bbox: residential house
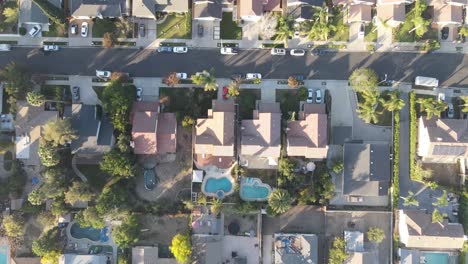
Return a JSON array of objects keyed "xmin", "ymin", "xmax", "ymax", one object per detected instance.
[
  {"xmin": 332, "ymin": 142, "xmax": 390, "ymax": 206},
  {"xmin": 429, "ymin": 0, "xmax": 464, "ymax": 27},
  {"xmin": 344, "ymin": 231, "xmax": 378, "ymax": 264},
  {"xmin": 399, "ymin": 248, "xmax": 459, "ymax": 264},
  {"xmin": 15, "ymin": 101, "xmax": 58, "ymax": 167},
  {"xmin": 131, "ymin": 101, "xmax": 177, "ymax": 155},
  {"xmin": 333, "ymin": 0, "xmax": 375, "ymax": 24},
  {"xmin": 19, "ymin": 0, "xmax": 60, "ymax": 31},
  {"xmin": 398, "ymin": 209, "xmax": 464, "ymax": 250},
  {"xmin": 132, "ymin": 246, "xmax": 177, "ymax": 264},
  {"xmin": 418, "ymin": 116, "xmax": 468, "ymax": 163},
  {"xmin": 285, "ymin": 0, "xmax": 325, "ymax": 22},
  {"xmin": 376, "ymin": 0, "xmax": 410, "ymax": 27},
  {"xmin": 274, "ymin": 233, "xmax": 318, "ymax": 264},
  {"xmin": 69, "ymin": 0, "xmax": 126, "ymax": 19},
  {"xmin": 11, "ymin": 257, "xmax": 41, "ymax": 264},
  {"xmin": 238, "ymin": 0, "xmax": 282, "ymax": 22},
  {"xmin": 240, "ymin": 101, "xmax": 281, "ymax": 168},
  {"xmin": 194, "ymin": 100, "xmax": 235, "ymax": 169},
  {"xmin": 132, "ymin": 0, "xmax": 189, "ymax": 19},
  {"xmin": 58, "ymin": 255, "xmax": 108, "ymax": 264},
  {"xmin": 193, "ymin": 0, "xmax": 224, "ymax": 20},
  {"xmin": 286, "ymin": 103, "xmax": 328, "ymax": 159},
  {"xmin": 71, "ymin": 104, "xmax": 114, "ymax": 163}
]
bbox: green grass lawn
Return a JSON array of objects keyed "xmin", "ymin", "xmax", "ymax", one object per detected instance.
[
  {"xmin": 364, "ymin": 23, "xmax": 377, "ymax": 42},
  {"xmin": 76, "ymin": 164, "xmax": 110, "ymax": 191},
  {"xmin": 42, "ymin": 22, "xmax": 68, "ymax": 37},
  {"xmin": 159, "ymin": 88, "xmax": 217, "ymax": 118},
  {"xmin": 220, "ymin": 12, "xmax": 242, "ymax": 40},
  {"xmin": 92, "ymin": 18, "xmax": 116, "ymax": 38},
  {"xmin": 157, "ymin": 13, "xmax": 191, "ymax": 39},
  {"xmin": 238, "ymin": 89, "xmax": 260, "ymax": 120}
]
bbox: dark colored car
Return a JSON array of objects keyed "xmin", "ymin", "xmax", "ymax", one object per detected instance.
[
  {"xmin": 157, "ymin": 46, "xmax": 173, "ymax": 53},
  {"xmin": 144, "ymin": 169, "xmax": 157, "ymax": 190},
  {"xmin": 139, "ymin": 24, "xmax": 145, "ymax": 37},
  {"xmin": 311, "ymin": 49, "xmax": 325, "ymax": 56},
  {"xmin": 441, "ymin": 27, "xmax": 449, "ymax": 40},
  {"xmin": 292, "ymin": 74, "xmax": 305, "ymax": 81},
  {"xmin": 72, "ymin": 86, "xmax": 80, "ymax": 101},
  {"xmin": 223, "ymin": 86, "xmax": 228, "ymax": 100},
  {"xmin": 198, "ymin": 24, "xmax": 204, "ymax": 37}
]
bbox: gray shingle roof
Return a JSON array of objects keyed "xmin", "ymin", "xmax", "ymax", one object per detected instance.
[
  {"xmin": 193, "ymin": 0, "xmax": 223, "ymax": 19},
  {"xmin": 70, "ymin": 0, "xmax": 122, "ymax": 17}
]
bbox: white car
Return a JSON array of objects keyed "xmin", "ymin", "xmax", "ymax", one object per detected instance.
[
  {"xmin": 43, "ymin": 45, "xmax": 59, "ymax": 51},
  {"xmin": 358, "ymin": 23, "xmax": 365, "ymax": 39},
  {"xmin": 81, "ymin": 22, "xmax": 88, "ymax": 37},
  {"xmin": 290, "ymin": 49, "xmax": 305, "ymax": 56},
  {"xmin": 173, "ymin": 46, "xmax": 188, "ymax": 53},
  {"xmin": 176, "ymin": 72, "xmax": 188, "ymax": 79},
  {"xmin": 136, "ymin": 87, "xmax": 143, "ymax": 101},
  {"xmin": 437, "ymin": 93, "xmax": 446, "ymax": 102},
  {"xmin": 315, "ymin": 89, "xmax": 322, "ymax": 103},
  {"xmin": 447, "ymin": 103, "xmax": 454, "ymax": 118},
  {"xmin": 306, "ymin": 89, "xmax": 313, "ymax": 103},
  {"xmin": 246, "ymin": 73, "xmax": 262, "ymax": 80},
  {"xmin": 220, "ymin": 47, "xmax": 239, "ymax": 55},
  {"xmin": 29, "ymin": 25, "xmax": 42, "ymax": 37},
  {"xmin": 96, "ymin": 70, "xmax": 111, "ymax": 79},
  {"xmin": 271, "ymin": 48, "xmax": 286, "ymax": 55}
]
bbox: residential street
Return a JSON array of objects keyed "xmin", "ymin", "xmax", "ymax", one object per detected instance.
[{"xmin": 0, "ymin": 48, "xmax": 467, "ymax": 87}]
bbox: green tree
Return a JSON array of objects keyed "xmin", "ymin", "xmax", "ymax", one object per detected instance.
[
  {"xmin": 102, "ymin": 32, "xmax": 116, "ymax": 48},
  {"xmin": 32, "ymin": 228, "xmax": 61, "ymax": 257},
  {"xmin": 278, "ymin": 157, "xmax": 296, "ymax": 181},
  {"xmin": 459, "ymin": 96, "xmax": 468, "ymax": 113},
  {"xmin": 28, "ymin": 189, "xmax": 47, "ymax": 205},
  {"xmin": 432, "ymin": 208, "xmax": 447, "ymax": 223},
  {"xmin": 38, "ymin": 141, "xmax": 60, "ymax": 167},
  {"xmin": 40, "ymin": 250, "xmax": 60, "ymax": 264},
  {"xmin": 65, "ymin": 181, "xmax": 95, "ymax": 205},
  {"xmin": 1, "ymin": 62, "xmax": 31, "ymax": 98},
  {"xmin": 96, "ymin": 185, "xmax": 127, "ymax": 215},
  {"xmin": 181, "ymin": 116, "xmax": 194, "ymax": 128},
  {"xmin": 402, "ymin": 191, "xmax": 419, "ymax": 207},
  {"xmin": 433, "ymin": 190, "xmax": 448, "ymax": 208},
  {"xmin": 459, "ymin": 26, "xmax": 468, "ymax": 37},
  {"xmin": 43, "ymin": 119, "xmax": 77, "ymax": 146},
  {"xmin": 227, "ymin": 81, "xmax": 240, "ymax": 98},
  {"xmin": 163, "ymin": 72, "xmax": 180, "ymax": 87},
  {"xmin": 170, "ymin": 233, "xmax": 192, "ymax": 264},
  {"xmin": 2, "ymin": 214, "xmax": 24, "ymax": 238},
  {"xmin": 307, "ymin": 4, "xmax": 334, "ymax": 41},
  {"xmin": 356, "ymin": 101, "xmax": 379, "ymax": 124},
  {"xmin": 3, "ymin": 7, "xmax": 18, "ymax": 24},
  {"xmin": 329, "ymin": 237, "xmax": 348, "ymax": 264},
  {"xmin": 288, "ymin": 76, "xmax": 300, "ymax": 88},
  {"xmin": 417, "ymin": 97, "xmax": 447, "ymax": 118},
  {"xmin": 112, "ymin": 214, "xmax": 140, "ymax": 248},
  {"xmin": 75, "ymin": 207, "xmax": 105, "ymax": 229},
  {"xmin": 116, "ymin": 133, "xmax": 131, "ymax": 153},
  {"xmin": 367, "ymin": 227, "xmax": 385, "ymax": 243},
  {"xmin": 298, "ymin": 185, "xmax": 316, "ymax": 205},
  {"xmin": 349, "ymin": 68, "xmax": 379, "ymax": 92},
  {"xmin": 101, "ymin": 81, "xmax": 135, "ymax": 132},
  {"xmin": 26, "ymin": 91, "xmax": 46, "ymax": 106},
  {"xmin": 268, "ymin": 189, "xmax": 293, "ymax": 215},
  {"xmin": 380, "ymin": 91, "xmax": 405, "ymax": 112},
  {"xmin": 410, "ymin": 0, "xmax": 430, "ymax": 38},
  {"xmin": 211, "ymin": 199, "xmax": 223, "ymax": 215},
  {"xmin": 100, "ymin": 150, "xmax": 137, "ymax": 178},
  {"xmin": 275, "ymin": 16, "xmax": 293, "ymax": 46},
  {"xmin": 297, "ymin": 86, "xmax": 308, "ymax": 100},
  {"xmin": 191, "ymin": 69, "xmax": 218, "ymax": 91},
  {"xmin": 331, "ymin": 159, "xmax": 344, "ymax": 174}
]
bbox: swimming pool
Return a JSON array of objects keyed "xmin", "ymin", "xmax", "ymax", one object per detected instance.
[
  {"xmin": 70, "ymin": 223, "xmax": 102, "ymax": 242},
  {"xmin": 240, "ymin": 177, "xmax": 272, "ymax": 201},
  {"xmin": 422, "ymin": 252, "xmax": 449, "ymax": 264},
  {"xmin": 203, "ymin": 177, "xmax": 233, "ymax": 198},
  {"xmin": 0, "ymin": 245, "xmax": 8, "ymax": 264}
]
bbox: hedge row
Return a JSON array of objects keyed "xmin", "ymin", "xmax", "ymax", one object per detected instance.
[
  {"xmin": 393, "ymin": 111, "xmax": 400, "ymax": 209},
  {"xmin": 32, "ymin": 0, "xmax": 65, "ymax": 23},
  {"xmin": 409, "ymin": 92, "xmax": 417, "ymax": 181}
]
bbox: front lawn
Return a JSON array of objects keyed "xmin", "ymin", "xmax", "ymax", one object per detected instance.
[
  {"xmin": 393, "ymin": 7, "xmax": 437, "ymax": 42},
  {"xmin": 92, "ymin": 18, "xmax": 133, "ymax": 38},
  {"xmin": 159, "ymin": 88, "xmax": 217, "ymax": 118},
  {"xmin": 42, "ymin": 22, "xmax": 68, "ymax": 37},
  {"xmin": 156, "ymin": 13, "xmax": 191, "ymax": 39},
  {"xmin": 220, "ymin": 12, "xmax": 242, "ymax": 40},
  {"xmin": 364, "ymin": 23, "xmax": 377, "ymax": 42},
  {"xmin": 238, "ymin": 89, "xmax": 260, "ymax": 120}
]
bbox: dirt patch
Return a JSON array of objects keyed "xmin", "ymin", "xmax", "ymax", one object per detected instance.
[
  {"xmin": 13, "ymin": 218, "xmax": 43, "ymax": 257},
  {"xmin": 422, "ymin": 162, "xmax": 461, "ymax": 187},
  {"xmin": 138, "ymin": 215, "xmax": 189, "ymax": 245}
]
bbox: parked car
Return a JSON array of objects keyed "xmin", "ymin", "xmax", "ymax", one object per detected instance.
[
  {"xmin": 136, "ymin": 87, "xmax": 143, "ymax": 101},
  {"xmin": 139, "ymin": 24, "xmax": 145, "ymax": 37},
  {"xmin": 220, "ymin": 47, "xmax": 239, "ymax": 55},
  {"xmin": 311, "ymin": 49, "xmax": 325, "ymax": 56},
  {"xmin": 290, "ymin": 49, "xmax": 305, "ymax": 56},
  {"xmin": 43, "ymin": 45, "xmax": 59, "ymax": 51},
  {"xmin": 29, "ymin": 25, "xmax": 42, "ymax": 37},
  {"xmin": 415, "ymin": 76, "xmax": 439, "ymax": 88},
  {"xmin": 292, "ymin": 74, "xmax": 305, "ymax": 81},
  {"xmin": 196, "ymin": 71, "xmax": 210, "ymax": 77},
  {"xmin": 441, "ymin": 27, "xmax": 449, "ymax": 40},
  {"xmin": 72, "ymin": 86, "xmax": 80, "ymax": 101},
  {"xmin": 81, "ymin": 22, "xmax": 88, "ymax": 37},
  {"xmin": 307, "ymin": 89, "xmax": 313, "ymax": 103},
  {"xmin": 358, "ymin": 23, "xmax": 365, "ymax": 39},
  {"xmin": 270, "ymin": 48, "xmax": 286, "ymax": 55},
  {"xmin": 315, "ymin": 89, "xmax": 322, "ymax": 103},
  {"xmin": 96, "ymin": 70, "xmax": 111, "ymax": 79},
  {"xmin": 198, "ymin": 24, "xmax": 204, "ymax": 37},
  {"xmin": 246, "ymin": 73, "xmax": 262, "ymax": 80},
  {"xmin": 173, "ymin": 46, "xmax": 188, "ymax": 53},
  {"xmin": 70, "ymin": 24, "xmax": 78, "ymax": 35},
  {"xmin": 437, "ymin": 93, "xmax": 446, "ymax": 102},
  {"xmin": 0, "ymin": 44, "xmax": 11, "ymax": 51},
  {"xmin": 144, "ymin": 169, "xmax": 157, "ymax": 190},
  {"xmin": 157, "ymin": 46, "xmax": 173, "ymax": 53},
  {"xmin": 176, "ymin": 72, "xmax": 188, "ymax": 79},
  {"xmin": 447, "ymin": 103, "xmax": 454, "ymax": 118},
  {"xmin": 223, "ymin": 86, "xmax": 228, "ymax": 100}
]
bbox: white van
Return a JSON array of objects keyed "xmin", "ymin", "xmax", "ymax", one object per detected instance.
[
  {"xmin": 0, "ymin": 44, "xmax": 11, "ymax": 51},
  {"xmin": 415, "ymin": 76, "xmax": 439, "ymax": 87}
]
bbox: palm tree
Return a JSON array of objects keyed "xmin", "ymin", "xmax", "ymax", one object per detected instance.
[
  {"xmin": 308, "ymin": 4, "xmax": 334, "ymax": 41},
  {"xmin": 227, "ymin": 81, "xmax": 240, "ymax": 98},
  {"xmin": 459, "ymin": 96, "xmax": 468, "ymax": 113},
  {"xmin": 402, "ymin": 191, "xmax": 419, "ymax": 207},
  {"xmin": 410, "ymin": 0, "xmax": 430, "ymax": 38},
  {"xmin": 275, "ymin": 16, "xmax": 293, "ymax": 46},
  {"xmin": 379, "ymin": 91, "xmax": 405, "ymax": 112},
  {"xmin": 191, "ymin": 69, "xmax": 218, "ymax": 91},
  {"xmin": 268, "ymin": 189, "xmax": 293, "ymax": 214},
  {"xmin": 356, "ymin": 102, "xmax": 379, "ymax": 124},
  {"xmin": 417, "ymin": 97, "xmax": 447, "ymax": 118}
]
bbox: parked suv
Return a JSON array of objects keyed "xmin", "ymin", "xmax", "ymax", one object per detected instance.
[
  {"xmin": 29, "ymin": 25, "xmax": 42, "ymax": 37},
  {"xmin": 290, "ymin": 49, "xmax": 305, "ymax": 56},
  {"xmin": 157, "ymin": 46, "xmax": 173, "ymax": 53}
]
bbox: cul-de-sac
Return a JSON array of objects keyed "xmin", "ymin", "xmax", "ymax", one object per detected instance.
[{"xmin": 0, "ymin": 0, "xmax": 466, "ymax": 263}]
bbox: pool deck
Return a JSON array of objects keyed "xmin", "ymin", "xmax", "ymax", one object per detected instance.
[{"xmin": 201, "ymin": 165, "xmax": 236, "ymax": 198}]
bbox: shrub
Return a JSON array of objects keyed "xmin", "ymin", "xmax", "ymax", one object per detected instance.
[
  {"xmin": 103, "ymin": 32, "xmax": 116, "ymax": 48},
  {"xmin": 409, "ymin": 92, "xmax": 417, "ymax": 181},
  {"xmin": 393, "ymin": 111, "xmax": 400, "ymax": 208},
  {"xmin": 19, "ymin": 27, "xmax": 26, "ymax": 35}
]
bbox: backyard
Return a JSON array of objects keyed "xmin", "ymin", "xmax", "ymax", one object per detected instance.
[
  {"xmin": 238, "ymin": 89, "xmax": 260, "ymax": 119},
  {"xmin": 220, "ymin": 12, "xmax": 242, "ymax": 40},
  {"xmin": 156, "ymin": 13, "xmax": 191, "ymax": 39},
  {"xmin": 159, "ymin": 87, "xmax": 217, "ymax": 118},
  {"xmin": 0, "ymin": 1, "xmax": 18, "ymax": 34},
  {"xmin": 244, "ymin": 168, "xmax": 277, "ymax": 188},
  {"xmin": 75, "ymin": 164, "xmax": 110, "ymax": 191},
  {"xmin": 92, "ymin": 18, "xmax": 133, "ymax": 38},
  {"xmin": 138, "ymin": 214, "xmax": 190, "ymax": 245}
]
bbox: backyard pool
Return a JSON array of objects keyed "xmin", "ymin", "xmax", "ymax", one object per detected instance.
[
  {"xmin": 203, "ymin": 177, "xmax": 233, "ymax": 198},
  {"xmin": 0, "ymin": 245, "xmax": 8, "ymax": 264},
  {"xmin": 240, "ymin": 177, "xmax": 272, "ymax": 201},
  {"xmin": 70, "ymin": 223, "xmax": 109, "ymax": 242},
  {"xmin": 422, "ymin": 252, "xmax": 449, "ymax": 264}
]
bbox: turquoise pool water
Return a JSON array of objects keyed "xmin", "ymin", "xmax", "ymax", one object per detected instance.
[
  {"xmin": 0, "ymin": 245, "xmax": 8, "ymax": 264},
  {"xmin": 70, "ymin": 223, "xmax": 101, "ymax": 241},
  {"xmin": 240, "ymin": 178, "xmax": 272, "ymax": 201},
  {"xmin": 204, "ymin": 177, "xmax": 233, "ymax": 198},
  {"xmin": 422, "ymin": 252, "xmax": 449, "ymax": 264}
]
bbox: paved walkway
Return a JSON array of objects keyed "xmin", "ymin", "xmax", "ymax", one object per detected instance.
[{"xmin": 71, "ymin": 155, "xmax": 88, "ymax": 183}]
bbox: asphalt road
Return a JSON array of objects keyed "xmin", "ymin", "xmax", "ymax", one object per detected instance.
[{"xmin": 0, "ymin": 48, "xmax": 467, "ymax": 87}]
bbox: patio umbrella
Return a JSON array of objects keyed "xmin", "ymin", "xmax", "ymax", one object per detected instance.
[{"xmin": 306, "ymin": 162, "xmax": 316, "ymax": 172}]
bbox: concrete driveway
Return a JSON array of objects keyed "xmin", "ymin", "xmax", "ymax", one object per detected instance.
[{"xmin": 68, "ymin": 76, "xmax": 100, "ymax": 105}]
